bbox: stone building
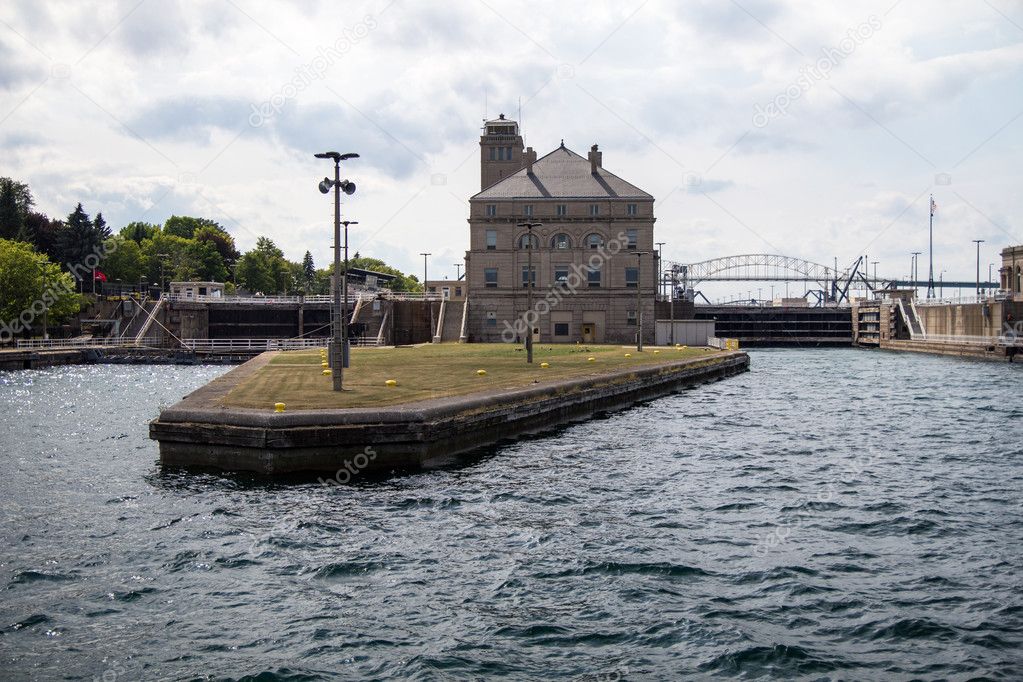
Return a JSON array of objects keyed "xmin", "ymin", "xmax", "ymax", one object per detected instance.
[
  {"xmin": 464, "ymin": 115, "xmax": 657, "ymax": 344},
  {"xmin": 1001, "ymin": 245, "xmax": 1023, "ymax": 300}
]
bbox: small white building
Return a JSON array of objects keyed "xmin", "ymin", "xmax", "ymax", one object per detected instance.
[{"xmin": 169, "ymin": 281, "xmax": 225, "ymax": 299}]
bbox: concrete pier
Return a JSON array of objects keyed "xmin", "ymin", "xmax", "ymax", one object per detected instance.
[{"xmin": 150, "ymin": 349, "xmax": 750, "ymax": 475}]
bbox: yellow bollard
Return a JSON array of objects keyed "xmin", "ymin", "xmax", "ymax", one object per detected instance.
[
  {"xmin": 321, "ymin": 361, "xmax": 328, "ymax": 368},
  {"xmin": 274, "ymin": 402, "xmax": 285, "ymax": 412},
  {"xmin": 477, "ymin": 369, "xmax": 487, "ymax": 376},
  {"xmin": 322, "ymin": 369, "xmax": 332, "ymax": 376},
  {"xmin": 540, "ymin": 362, "xmax": 549, "ymax": 368},
  {"xmin": 653, "ymin": 350, "xmax": 660, "ymax": 354},
  {"xmin": 624, "ymin": 353, "xmax": 632, "ymax": 358},
  {"xmin": 587, "ymin": 356, "xmax": 596, "ymax": 362},
  {"xmin": 385, "ymin": 379, "xmax": 397, "ymax": 387}
]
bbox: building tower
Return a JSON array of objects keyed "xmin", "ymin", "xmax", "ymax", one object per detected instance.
[{"xmin": 480, "ymin": 114, "xmax": 526, "ymax": 190}]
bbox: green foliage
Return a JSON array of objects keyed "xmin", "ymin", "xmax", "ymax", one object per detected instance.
[
  {"xmin": 236, "ymin": 237, "xmax": 295, "ymax": 294},
  {"xmin": 140, "ymin": 232, "xmax": 193, "ymax": 286},
  {"xmin": 194, "ymin": 224, "xmax": 240, "ymax": 269},
  {"xmin": 184, "ymin": 239, "xmax": 229, "ymax": 282},
  {"xmin": 0, "ymin": 239, "xmax": 80, "ymax": 337},
  {"xmin": 164, "ymin": 215, "xmax": 225, "ymax": 240},
  {"xmin": 57, "ymin": 203, "xmax": 110, "ymax": 278},
  {"xmin": 0, "ymin": 178, "xmax": 34, "ymax": 241},
  {"xmin": 302, "ymin": 251, "xmax": 315, "ymax": 288},
  {"xmin": 120, "ymin": 221, "xmax": 159, "ymax": 243},
  {"xmin": 101, "ymin": 237, "xmax": 145, "ymax": 284}
]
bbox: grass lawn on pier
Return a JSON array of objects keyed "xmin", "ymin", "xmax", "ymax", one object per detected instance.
[{"xmin": 220, "ymin": 343, "xmax": 722, "ymax": 410}]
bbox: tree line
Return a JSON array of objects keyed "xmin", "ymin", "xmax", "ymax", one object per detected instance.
[{"xmin": 0, "ymin": 177, "xmax": 423, "ymax": 338}]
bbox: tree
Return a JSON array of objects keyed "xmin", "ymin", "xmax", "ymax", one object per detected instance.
[
  {"xmin": 26, "ymin": 212, "xmax": 62, "ymax": 262},
  {"xmin": 302, "ymin": 251, "xmax": 315, "ymax": 289},
  {"xmin": 0, "ymin": 181, "xmax": 24, "ymax": 240},
  {"xmin": 0, "ymin": 239, "xmax": 80, "ymax": 340},
  {"xmin": 101, "ymin": 237, "xmax": 145, "ymax": 285},
  {"xmin": 120, "ymin": 221, "xmax": 159, "ymax": 244},
  {"xmin": 56, "ymin": 203, "xmax": 108, "ymax": 289},
  {"xmin": 163, "ymin": 215, "xmax": 202, "ymax": 239},
  {"xmin": 0, "ymin": 178, "xmax": 34, "ymax": 240},
  {"xmin": 236, "ymin": 237, "xmax": 290, "ymax": 294},
  {"xmin": 183, "ymin": 239, "xmax": 228, "ymax": 282},
  {"xmin": 194, "ymin": 224, "xmax": 240, "ymax": 271},
  {"xmin": 140, "ymin": 232, "xmax": 192, "ymax": 288}
]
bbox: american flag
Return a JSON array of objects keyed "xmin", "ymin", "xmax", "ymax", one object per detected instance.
[{"xmin": 930, "ymin": 197, "xmax": 937, "ymax": 216}]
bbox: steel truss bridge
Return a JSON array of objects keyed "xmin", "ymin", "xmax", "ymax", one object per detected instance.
[{"xmin": 664, "ymin": 254, "xmax": 999, "ymax": 306}]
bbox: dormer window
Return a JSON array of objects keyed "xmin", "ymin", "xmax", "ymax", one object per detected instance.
[
  {"xmin": 485, "ymin": 204, "xmax": 496, "ymax": 217},
  {"xmin": 523, "ymin": 205, "xmax": 533, "ymax": 217},
  {"xmin": 589, "ymin": 204, "xmax": 599, "ymax": 216}
]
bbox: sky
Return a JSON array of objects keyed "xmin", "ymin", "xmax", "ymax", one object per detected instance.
[{"xmin": 2, "ymin": 0, "xmax": 1022, "ymax": 298}]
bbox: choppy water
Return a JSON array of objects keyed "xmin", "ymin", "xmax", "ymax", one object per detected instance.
[{"xmin": 1, "ymin": 349, "xmax": 1021, "ymax": 680}]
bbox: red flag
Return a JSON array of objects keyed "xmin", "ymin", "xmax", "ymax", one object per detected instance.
[{"xmin": 93, "ymin": 270, "xmax": 107, "ymax": 282}]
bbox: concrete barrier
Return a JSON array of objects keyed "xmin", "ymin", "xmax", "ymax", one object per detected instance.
[{"xmin": 150, "ymin": 350, "xmax": 751, "ymax": 475}]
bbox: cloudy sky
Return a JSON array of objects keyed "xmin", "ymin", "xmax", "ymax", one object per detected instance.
[{"xmin": 2, "ymin": 0, "xmax": 1022, "ymax": 296}]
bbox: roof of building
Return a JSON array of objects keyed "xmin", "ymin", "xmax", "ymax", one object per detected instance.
[{"xmin": 471, "ymin": 145, "xmax": 653, "ymax": 201}]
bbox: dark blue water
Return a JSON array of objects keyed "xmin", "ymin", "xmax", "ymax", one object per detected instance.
[{"xmin": 1, "ymin": 349, "xmax": 1021, "ymax": 680}]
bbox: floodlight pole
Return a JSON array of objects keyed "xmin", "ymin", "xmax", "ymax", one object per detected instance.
[{"xmin": 973, "ymin": 239, "xmax": 984, "ymax": 296}]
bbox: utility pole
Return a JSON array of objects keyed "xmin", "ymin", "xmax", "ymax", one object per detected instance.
[
  {"xmin": 420, "ymin": 253, "xmax": 431, "ymax": 292},
  {"xmin": 973, "ymin": 239, "xmax": 984, "ymax": 296},
  {"xmin": 669, "ymin": 265, "xmax": 676, "ymax": 346},
  {"xmin": 636, "ymin": 251, "xmax": 648, "ymax": 351},
  {"xmin": 927, "ymin": 195, "xmax": 936, "ymax": 298},
  {"xmin": 911, "ymin": 251, "xmax": 921, "ymax": 295},
  {"xmin": 454, "ymin": 263, "xmax": 462, "ymax": 280},
  {"xmin": 517, "ymin": 221, "xmax": 542, "ymax": 362}
]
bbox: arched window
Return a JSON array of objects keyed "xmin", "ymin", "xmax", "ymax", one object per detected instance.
[
  {"xmin": 586, "ymin": 233, "xmax": 604, "ymax": 249},
  {"xmin": 550, "ymin": 233, "xmax": 572, "ymax": 249},
  {"xmin": 518, "ymin": 233, "xmax": 539, "ymax": 249}
]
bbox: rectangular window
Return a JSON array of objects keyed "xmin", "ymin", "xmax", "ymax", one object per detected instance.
[
  {"xmin": 489, "ymin": 147, "xmax": 496, "ymax": 161},
  {"xmin": 554, "ymin": 266, "xmax": 569, "ymax": 283},
  {"xmin": 626, "ymin": 229, "xmax": 638, "ymax": 249},
  {"xmin": 455, "ymin": 287, "xmax": 462, "ymax": 297},
  {"xmin": 589, "ymin": 204, "xmax": 599, "ymax": 216},
  {"xmin": 484, "ymin": 268, "xmax": 498, "ymax": 288},
  {"xmin": 556, "ymin": 204, "xmax": 567, "ymax": 216},
  {"xmin": 486, "ymin": 205, "xmax": 496, "ymax": 217},
  {"xmin": 523, "ymin": 204, "xmax": 533, "ymax": 217},
  {"xmin": 486, "ymin": 311, "xmax": 497, "ymax": 326},
  {"xmin": 627, "ymin": 310, "xmax": 637, "ymax": 325},
  {"xmin": 554, "ymin": 322, "xmax": 569, "ymax": 336},
  {"xmin": 486, "ymin": 229, "xmax": 497, "ymax": 249},
  {"xmin": 587, "ymin": 266, "xmax": 601, "ymax": 288},
  {"xmin": 521, "ymin": 266, "xmax": 536, "ymax": 288},
  {"xmin": 625, "ymin": 266, "xmax": 638, "ymax": 288},
  {"xmin": 506, "ymin": 146, "xmax": 513, "ymax": 159},
  {"xmin": 627, "ymin": 203, "xmax": 637, "ymax": 216}
]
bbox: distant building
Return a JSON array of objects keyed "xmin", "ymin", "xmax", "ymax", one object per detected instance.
[
  {"xmin": 1001, "ymin": 245, "xmax": 1023, "ymax": 300},
  {"xmin": 465, "ymin": 115, "xmax": 657, "ymax": 344},
  {"xmin": 425, "ymin": 280, "xmax": 466, "ymax": 301},
  {"xmin": 169, "ymin": 281, "xmax": 224, "ymax": 299}
]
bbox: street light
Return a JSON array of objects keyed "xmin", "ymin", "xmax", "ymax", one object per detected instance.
[
  {"xmin": 973, "ymin": 239, "xmax": 984, "ymax": 296},
  {"xmin": 655, "ymin": 241, "xmax": 665, "ymax": 300},
  {"xmin": 517, "ymin": 221, "xmax": 542, "ymax": 363},
  {"xmin": 911, "ymin": 251, "xmax": 921, "ymax": 295},
  {"xmin": 420, "ymin": 253, "xmax": 431, "ymax": 292},
  {"xmin": 635, "ymin": 251, "xmax": 649, "ymax": 351},
  {"xmin": 314, "ymin": 150, "xmax": 359, "ymax": 392},
  {"xmin": 454, "ymin": 262, "xmax": 463, "ymax": 280}
]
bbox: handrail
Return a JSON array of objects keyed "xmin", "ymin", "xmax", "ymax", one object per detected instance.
[
  {"xmin": 459, "ymin": 298, "xmax": 469, "ymax": 342},
  {"xmin": 15, "ymin": 337, "xmax": 162, "ymax": 349}
]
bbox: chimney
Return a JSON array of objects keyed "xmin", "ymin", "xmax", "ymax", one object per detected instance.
[
  {"xmin": 525, "ymin": 146, "xmax": 537, "ymax": 174},
  {"xmin": 588, "ymin": 144, "xmax": 602, "ymax": 174}
]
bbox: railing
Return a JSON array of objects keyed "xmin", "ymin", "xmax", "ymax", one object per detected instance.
[
  {"xmin": 181, "ymin": 338, "xmax": 327, "ymax": 352},
  {"xmin": 911, "ymin": 333, "xmax": 1022, "ymax": 347},
  {"xmin": 916, "ymin": 295, "xmax": 993, "ymax": 307},
  {"xmin": 14, "ymin": 337, "xmax": 163, "ymax": 350},
  {"xmin": 162, "ymin": 293, "xmax": 386, "ymax": 305}
]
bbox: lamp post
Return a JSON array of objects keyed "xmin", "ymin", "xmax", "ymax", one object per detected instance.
[
  {"xmin": 315, "ymin": 150, "xmax": 359, "ymax": 392},
  {"xmin": 517, "ymin": 221, "xmax": 542, "ymax": 363},
  {"xmin": 911, "ymin": 251, "xmax": 921, "ymax": 294},
  {"xmin": 973, "ymin": 239, "xmax": 984, "ymax": 296},
  {"xmin": 927, "ymin": 194, "xmax": 936, "ymax": 298},
  {"xmin": 635, "ymin": 251, "xmax": 649, "ymax": 351},
  {"xmin": 669, "ymin": 265, "xmax": 676, "ymax": 346},
  {"xmin": 454, "ymin": 262, "xmax": 463, "ymax": 280},
  {"xmin": 989, "ymin": 263, "xmax": 994, "ymax": 293}
]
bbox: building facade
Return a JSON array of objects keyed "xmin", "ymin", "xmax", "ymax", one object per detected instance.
[
  {"xmin": 1001, "ymin": 245, "xmax": 1023, "ymax": 301},
  {"xmin": 465, "ymin": 116, "xmax": 657, "ymax": 344}
]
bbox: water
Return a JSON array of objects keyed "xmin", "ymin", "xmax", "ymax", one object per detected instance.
[{"xmin": 1, "ymin": 349, "xmax": 1021, "ymax": 680}]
